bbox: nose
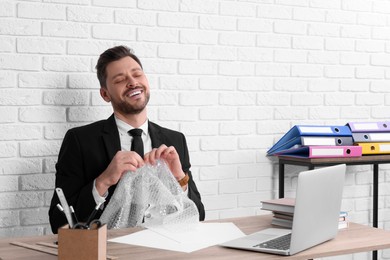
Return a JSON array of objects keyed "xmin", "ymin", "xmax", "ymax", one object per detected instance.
[{"xmin": 126, "ymin": 77, "xmax": 137, "ymax": 88}]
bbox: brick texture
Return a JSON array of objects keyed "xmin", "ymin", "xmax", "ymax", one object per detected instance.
[{"xmin": 1, "ymin": 3, "xmax": 390, "ymax": 255}]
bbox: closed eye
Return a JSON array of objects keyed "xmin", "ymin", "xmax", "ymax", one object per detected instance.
[
  {"xmin": 114, "ymin": 77, "xmax": 126, "ymax": 84},
  {"xmin": 133, "ymin": 72, "xmax": 143, "ymax": 78}
]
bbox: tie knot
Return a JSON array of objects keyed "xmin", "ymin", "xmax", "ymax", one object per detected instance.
[{"xmin": 128, "ymin": 128, "xmax": 143, "ymax": 137}]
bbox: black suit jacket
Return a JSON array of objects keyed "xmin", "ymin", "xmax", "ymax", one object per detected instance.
[{"xmin": 49, "ymin": 114, "xmax": 205, "ymax": 233}]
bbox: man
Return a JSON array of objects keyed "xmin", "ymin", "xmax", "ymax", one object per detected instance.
[{"xmin": 49, "ymin": 46, "xmax": 205, "ymax": 233}]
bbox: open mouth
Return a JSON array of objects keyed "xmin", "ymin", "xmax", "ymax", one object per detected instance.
[
  {"xmin": 125, "ymin": 88, "xmax": 143, "ymax": 98},
  {"xmin": 129, "ymin": 90, "xmax": 141, "ymax": 97}
]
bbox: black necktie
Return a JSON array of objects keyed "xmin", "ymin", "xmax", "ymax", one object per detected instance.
[{"xmin": 128, "ymin": 128, "xmax": 144, "ymax": 158}]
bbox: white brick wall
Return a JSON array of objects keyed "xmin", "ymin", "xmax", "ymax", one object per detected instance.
[{"xmin": 1, "ymin": 1, "xmax": 390, "ymax": 258}]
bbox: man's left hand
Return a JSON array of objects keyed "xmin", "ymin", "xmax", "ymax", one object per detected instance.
[{"xmin": 144, "ymin": 144, "xmax": 186, "ymax": 181}]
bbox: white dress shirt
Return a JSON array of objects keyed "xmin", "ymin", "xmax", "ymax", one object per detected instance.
[
  {"xmin": 92, "ymin": 117, "xmax": 187, "ymax": 221},
  {"xmin": 92, "ymin": 117, "xmax": 151, "ymax": 206}
]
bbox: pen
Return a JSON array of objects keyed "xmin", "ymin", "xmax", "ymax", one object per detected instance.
[
  {"xmin": 55, "ymin": 188, "xmax": 75, "ymax": 227},
  {"xmin": 56, "ymin": 203, "xmax": 64, "ymax": 213},
  {"xmin": 56, "ymin": 203, "xmax": 71, "ymax": 227},
  {"xmin": 69, "ymin": 206, "xmax": 79, "ymax": 224},
  {"xmin": 85, "ymin": 202, "xmax": 102, "ymax": 227}
]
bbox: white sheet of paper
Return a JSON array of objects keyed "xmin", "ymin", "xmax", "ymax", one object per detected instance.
[{"xmin": 108, "ymin": 222, "xmax": 245, "ymax": 253}]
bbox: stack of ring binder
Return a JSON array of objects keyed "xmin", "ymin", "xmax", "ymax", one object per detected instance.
[
  {"xmin": 267, "ymin": 125, "xmax": 362, "ymax": 158},
  {"xmin": 347, "ymin": 121, "xmax": 390, "ymax": 155}
]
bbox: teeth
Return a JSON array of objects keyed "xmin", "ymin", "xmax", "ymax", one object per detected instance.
[{"xmin": 129, "ymin": 90, "xmax": 141, "ymax": 97}]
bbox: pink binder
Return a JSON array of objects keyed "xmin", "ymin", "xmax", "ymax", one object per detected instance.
[
  {"xmin": 308, "ymin": 145, "xmax": 362, "ymax": 158},
  {"xmin": 276, "ymin": 145, "xmax": 362, "ymax": 158}
]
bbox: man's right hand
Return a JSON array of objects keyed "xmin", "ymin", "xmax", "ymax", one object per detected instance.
[{"xmin": 95, "ymin": 151, "xmax": 144, "ymax": 196}]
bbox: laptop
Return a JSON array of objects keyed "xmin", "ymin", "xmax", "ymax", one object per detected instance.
[{"xmin": 220, "ymin": 164, "xmax": 346, "ymax": 256}]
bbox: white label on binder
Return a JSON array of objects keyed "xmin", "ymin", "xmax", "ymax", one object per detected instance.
[
  {"xmin": 303, "ymin": 137, "xmax": 334, "ymax": 145},
  {"xmin": 379, "ymin": 144, "xmax": 390, "ymax": 151},
  {"xmin": 371, "ymin": 133, "xmax": 390, "ymax": 141},
  {"xmin": 354, "ymin": 123, "xmax": 378, "ymax": 130},
  {"xmin": 312, "ymin": 148, "xmax": 344, "ymax": 156},
  {"xmin": 300, "ymin": 127, "xmax": 333, "ymax": 134}
]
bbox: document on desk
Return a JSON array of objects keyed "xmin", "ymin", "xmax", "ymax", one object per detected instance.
[{"xmin": 108, "ymin": 222, "xmax": 245, "ymax": 253}]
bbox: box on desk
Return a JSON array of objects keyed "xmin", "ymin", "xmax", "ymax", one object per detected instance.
[{"xmin": 58, "ymin": 224, "xmax": 107, "ymax": 260}]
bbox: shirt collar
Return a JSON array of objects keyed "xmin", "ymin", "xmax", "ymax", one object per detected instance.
[{"xmin": 114, "ymin": 116, "xmax": 149, "ymax": 136}]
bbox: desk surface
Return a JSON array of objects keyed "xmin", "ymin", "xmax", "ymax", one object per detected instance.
[
  {"xmin": 2, "ymin": 215, "xmax": 390, "ymax": 260},
  {"xmin": 278, "ymin": 154, "xmax": 390, "ymax": 166}
]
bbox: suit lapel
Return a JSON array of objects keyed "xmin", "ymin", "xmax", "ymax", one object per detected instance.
[
  {"xmin": 102, "ymin": 117, "xmax": 163, "ymax": 156},
  {"xmin": 101, "ymin": 114, "xmax": 121, "ymax": 204},
  {"xmin": 148, "ymin": 121, "xmax": 164, "ymax": 149},
  {"xmin": 102, "ymin": 114, "xmax": 121, "ymax": 161}
]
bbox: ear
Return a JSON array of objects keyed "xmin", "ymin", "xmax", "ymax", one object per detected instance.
[{"xmin": 100, "ymin": 87, "xmax": 111, "ymax": 102}]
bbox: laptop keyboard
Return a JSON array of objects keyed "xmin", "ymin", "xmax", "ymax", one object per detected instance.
[{"xmin": 253, "ymin": 233, "xmax": 291, "ymax": 250}]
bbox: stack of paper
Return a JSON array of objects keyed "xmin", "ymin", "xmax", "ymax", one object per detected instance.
[
  {"xmin": 267, "ymin": 125, "xmax": 362, "ymax": 158},
  {"xmin": 347, "ymin": 121, "xmax": 390, "ymax": 155},
  {"xmin": 338, "ymin": 211, "xmax": 349, "ymax": 229},
  {"xmin": 261, "ymin": 198, "xmax": 294, "ymax": 228},
  {"xmin": 109, "ymin": 222, "xmax": 245, "ymax": 253}
]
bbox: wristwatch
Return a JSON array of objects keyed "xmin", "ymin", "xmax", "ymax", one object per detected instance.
[{"xmin": 178, "ymin": 173, "xmax": 189, "ymax": 187}]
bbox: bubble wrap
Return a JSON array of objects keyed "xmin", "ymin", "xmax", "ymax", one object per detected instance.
[{"xmin": 99, "ymin": 160, "xmax": 199, "ymax": 230}]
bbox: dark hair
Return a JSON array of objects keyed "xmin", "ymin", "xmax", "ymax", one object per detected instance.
[{"xmin": 95, "ymin": 45, "xmax": 143, "ymax": 88}]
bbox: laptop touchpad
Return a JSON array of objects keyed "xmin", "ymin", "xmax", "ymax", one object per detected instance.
[
  {"xmin": 243, "ymin": 233, "xmax": 277, "ymax": 243},
  {"xmin": 244, "ymin": 228, "xmax": 291, "ymax": 242}
]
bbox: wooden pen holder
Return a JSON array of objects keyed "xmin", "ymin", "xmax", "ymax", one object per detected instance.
[{"xmin": 58, "ymin": 224, "xmax": 107, "ymax": 260}]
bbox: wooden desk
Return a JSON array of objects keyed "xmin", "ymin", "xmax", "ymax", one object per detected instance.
[
  {"xmin": 2, "ymin": 215, "xmax": 390, "ymax": 260},
  {"xmin": 277, "ymin": 154, "xmax": 390, "ymax": 260}
]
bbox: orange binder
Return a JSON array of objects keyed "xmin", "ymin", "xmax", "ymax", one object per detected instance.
[{"xmin": 356, "ymin": 142, "xmax": 390, "ymax": 155}]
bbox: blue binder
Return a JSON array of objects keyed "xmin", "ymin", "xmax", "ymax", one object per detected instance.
[{"xmin": 267, "ymin": 125, "xmax": 353, "ymax": 155}]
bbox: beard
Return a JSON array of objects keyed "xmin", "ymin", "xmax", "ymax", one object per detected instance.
[{"xmin": 112, "ymin": 90, "xmax": 150, "ymax": 115}]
